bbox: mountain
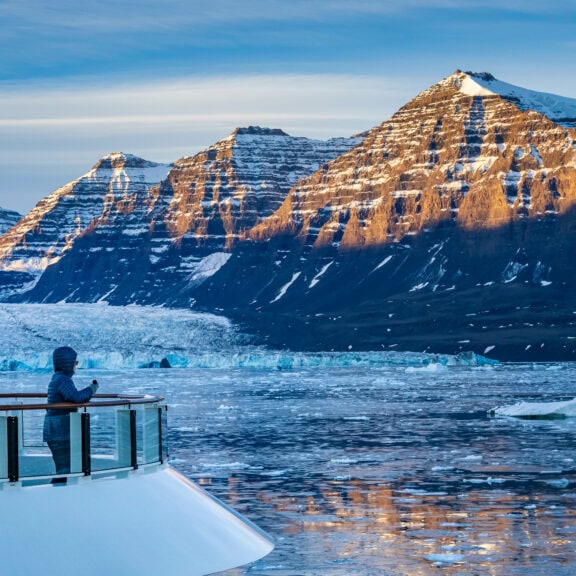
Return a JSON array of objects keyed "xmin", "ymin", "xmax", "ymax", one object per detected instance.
[
  {"xmin": 0, "ymin": 207, "xmax": 21, "ymax": 235},
  {"xmin": 0, "ymin": 153, "xmax": 171, "ymax": 299},
  {"xmin": 188, "ymin": 71, "xmax": 576, "ymax": 361},
  {"xmin": 250, "ymin": 70, "xmax": 576, "ymax": 247},
  {"xmin": 158, "ymin": 126, "xmax": 363, "ymax": 250},
  {"xmin": 3, "ymin": 72, "xmax": 576, "ymax": 361},
  {"xmin": 1, "ymin": 128, "xmax": 361, "ymax": 304}
]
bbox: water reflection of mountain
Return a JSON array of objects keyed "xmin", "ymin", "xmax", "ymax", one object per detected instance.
[{"xmin": 211, "ymin": 474, "xmax": 575, "ymax": 575}]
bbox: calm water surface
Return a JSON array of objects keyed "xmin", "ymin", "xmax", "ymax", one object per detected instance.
[{"xmin": 9, "ymin": 361, "xmax": 576, "ymax": 575}]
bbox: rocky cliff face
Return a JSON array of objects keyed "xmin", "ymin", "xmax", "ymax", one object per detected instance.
[
  {"xmin": 0, "ymin": 208, "xmax": 23, "ymax": 296},
  {"xmin": 251, "ymin": 71, "xmax": 576, "ymax": 249},
  {"xmin": 3, "ymin": 128, "xmax": 361, "ymax": 303},
  {"xmin": 0, "ymin": 208, "xmax": 21, "ymax": 235},
  {"xmin": 161, "ymin": 126, "xmax": 363, "ymax": 249}
]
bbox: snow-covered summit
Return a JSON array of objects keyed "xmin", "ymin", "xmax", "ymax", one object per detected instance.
[
  {"xmin": 0, "ymin": 153, "xmax": 171, "ymax": 280},
  {"xmin": 233, "ymin": 126, "xmax": 289, "ymax": 136},
  {"xmin": 91, "ymin": 152, "xmax": 170, "ymax": 171},
  {"xmin": 456, "ymin": 70, "xmax": 576, "ymax": 128}
]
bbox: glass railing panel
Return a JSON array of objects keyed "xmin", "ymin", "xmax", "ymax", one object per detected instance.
[
  {"xmin": 90, "ymin": 407, "xmax": 125, "ymax": 472},
  {"xmin": 19, "ymin": 408, "xmax": 52, "ymax": 477},
  {"xmin": 0, "ymin": 394, "xmax": 166, "ymax": 482},
  {"xmin": 21, "ymin": 406, "xmax": 43, "ymax": 447},
  {"xmin": 116, "ymin": 408, "xmax": 136, "ymax": 468},
  {"xmin": 142, "ymin": 405, "xmax": 161, "ymax": 465}
]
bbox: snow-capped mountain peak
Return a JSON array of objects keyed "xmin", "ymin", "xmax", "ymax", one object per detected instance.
[
  {"xmin": 0, "ymin": 153, "xmax": 171, "ymax": 281},
  {"xmin": 455, "ymin": 70, "xmax": 576, "ymax": 127},
  {"xmin": 248, "ymin": 68, "xmax": 576, "ymax": 256}
]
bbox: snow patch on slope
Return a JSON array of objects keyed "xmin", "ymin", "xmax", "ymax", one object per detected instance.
[
  {"xmin": 309, "ymin": 262, "xmax": 333, "ymax": 288},
  {"xmin": 188, "ymin": 253, "xmax": 232, "ymax": 284},
  {"xmin": 271, "ymin": 272, "xmax": 301, "ymax": 303}
]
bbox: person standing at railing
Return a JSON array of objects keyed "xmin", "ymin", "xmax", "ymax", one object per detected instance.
[{"xmin": 43, "ymin": 346, "xmax": 99, "ymax": 475}]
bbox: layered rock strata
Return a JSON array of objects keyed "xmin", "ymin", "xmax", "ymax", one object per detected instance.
[
  {"xmin": 2, "ymin": 128, "xmax": 361, "ymax": 303},
  {"xmin": 0, "ymin": 208, "xmax": 21, "ymax": 235},
  {"xmin": 251, "ymin": 71, "xmax": 576, "ymax": 249}
]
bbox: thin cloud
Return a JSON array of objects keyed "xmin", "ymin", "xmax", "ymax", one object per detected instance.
[
  {"xmin": 1, "ymin": 0, "xmax": 567, "ymax": 33},
  {"xmin": 0, "ymin": 73, "xmax": 414, "ymax": 130}
]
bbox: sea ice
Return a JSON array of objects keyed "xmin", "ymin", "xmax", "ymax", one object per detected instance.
[
  {"xmin": 424, "ymin": 553, "xmax": 465, "ymax": 565},
  {"xmin": 492, "ymin": 398, "xmax": 576, "ymax": 419}
]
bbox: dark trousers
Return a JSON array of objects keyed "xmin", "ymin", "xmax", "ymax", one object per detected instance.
[{"xmin": 47, "ymin": 439, "xmax": 71, "ymax": 474}]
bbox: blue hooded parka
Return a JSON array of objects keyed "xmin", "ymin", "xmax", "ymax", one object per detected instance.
[{"xmin": 43, "ymin": 346, "xmax": 95, "ymax": 442}]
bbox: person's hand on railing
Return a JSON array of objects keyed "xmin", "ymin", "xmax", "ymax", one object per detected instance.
[{"xmin": 90, "ymin": 380, "xmax": 99, "ymax": 394}]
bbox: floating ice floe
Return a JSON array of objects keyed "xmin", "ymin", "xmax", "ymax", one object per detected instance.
[
  {"xmin": 424, "ymin": 553, "xmax": 465, "ymax": 565},
  {"xmin": 491, "ymin": 398, "xmax": 576, "ymax": 419}
]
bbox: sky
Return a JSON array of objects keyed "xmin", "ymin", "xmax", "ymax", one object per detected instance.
[{"xmin": 2, "ymin": 0, "xmax": 576, "ymax": 214}]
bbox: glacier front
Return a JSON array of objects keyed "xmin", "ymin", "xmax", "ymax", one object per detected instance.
[{"xmin": 0, "ymin": 303, "xmax": 497, "ymax": 371}]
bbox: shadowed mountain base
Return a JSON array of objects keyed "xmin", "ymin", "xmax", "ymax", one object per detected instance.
[
  {"xmin": 191, "ymin": 209, "xmax": 576, "ymax": 362},
  {"xmin": 228, "ymin": 284, "xmax": 576, "ymax": 362}
]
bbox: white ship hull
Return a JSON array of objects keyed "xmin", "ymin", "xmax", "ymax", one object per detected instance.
[{"xmin": 1, "ymin": 464, "xmax": 273, "ymax": 576}]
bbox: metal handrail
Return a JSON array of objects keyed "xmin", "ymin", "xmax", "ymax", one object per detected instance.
[
  {"xmin": 0, "ymin": 393, "xmax": 167, "ymax": 482},
  {"xmin": 0, "ymin": 393, "xmax": 165, "ymax": 412}
]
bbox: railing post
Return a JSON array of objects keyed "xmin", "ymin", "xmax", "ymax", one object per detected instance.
[
  {"xmin": 158, "ymin": 407, "xmax": 163, "ymax": 464},
  {"xmin": 130, "ymin": 409, "xmax": 138, "ymax": 470},
  {"xmin": 7, "ymin": 416, "xmax": 19, "ymax": 483},
  {"xmin": 0, "ymin": 417, "xmax": 7, "ymax": 479},
  {"xmin": 70, "ymin": 413, "xmax": 82, "ymax": 474},
  {"xmin": 81, "ymin": 413, "xmax": 91, "ymax": 476}
]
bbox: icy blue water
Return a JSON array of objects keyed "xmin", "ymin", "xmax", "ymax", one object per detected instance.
[{"xmin": 5, "ymin": 359, "xmax": 576, "ymax": 575}]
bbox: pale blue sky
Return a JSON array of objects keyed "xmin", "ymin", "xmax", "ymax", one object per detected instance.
[{"xmin": 2, "ymin": 0, "xmax": 576, "ymax": 212}]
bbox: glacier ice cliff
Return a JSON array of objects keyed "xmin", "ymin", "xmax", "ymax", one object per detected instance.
[{"xmin": 0, "ymin": 304, "xmax": 497, "ymax": 371}]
